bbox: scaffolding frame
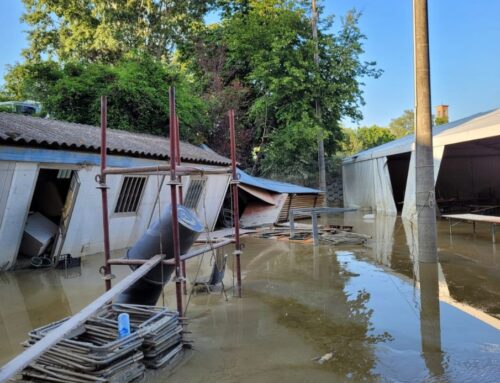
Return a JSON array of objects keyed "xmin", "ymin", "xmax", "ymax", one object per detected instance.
[{"xmin": 96, "ymin": 89, "xmax": 242, "ymax": 317}]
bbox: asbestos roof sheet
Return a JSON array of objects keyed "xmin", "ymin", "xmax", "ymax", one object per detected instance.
[
  {"xmin": 0, "ymin": 113, "xmax": 230, "ymax": 165},
  {"xmin": 237, "ymin": 169, "xmax": 321, "ymax": 194}
]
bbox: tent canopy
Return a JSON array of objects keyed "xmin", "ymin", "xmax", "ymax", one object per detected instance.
[
  {"xmin": 342, "ymin": 108, "xmax": 500, "ymax": 219},
  {"xmin": 343, "ymin": 109, "xmax": 500, "ymax": 164}
]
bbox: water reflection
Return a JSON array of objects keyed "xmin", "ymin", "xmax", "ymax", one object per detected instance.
[
  {"xmin": 1, "ymin": 216, "xmax": 499, "ymax": 382},
  {"xmin": 418, "ymin": 262, "xmax": 444, "ymax": 378},
  {"xmin": 246, "ymin": 240, "xmax": 392, "ymax": 381},
  {"xmin": 0, "ymin": 269, "xmax": 72, "ymax": 363}
]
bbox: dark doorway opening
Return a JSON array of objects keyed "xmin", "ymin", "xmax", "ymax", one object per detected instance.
[
  {"xmin": 30, "ymin": 169, "xmax": 73, "ymax": 224},
  {"xmin": 436, "ymin": 136, "xmax": 500, "ymax": 214},
  {"xmin": 216, "ymin": 188, "xmax": 245, "ymax": 229},
  {"xmin": 19, "ymin": 169, "xmax": 77, "ymax": 261},
  {"xmin": 387, "ymin": 152, "xmax": 411, "ymax": 212}
]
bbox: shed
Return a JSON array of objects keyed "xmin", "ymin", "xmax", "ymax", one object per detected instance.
[
  {"xmin": 342, "ymin": 108, "xmax": 500, "ymax": 219},
  {"xmin": 0, "ymin": 113, "xmax": 231, "ymax": 270},
  {"xmin": 233, "ymin": 169, "xmax": 325, "ymax": 227}
]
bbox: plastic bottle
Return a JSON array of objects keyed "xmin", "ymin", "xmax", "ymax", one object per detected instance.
[{"xmin": 118, "ymin": 313, "xmax": 131, "ymax": 338}]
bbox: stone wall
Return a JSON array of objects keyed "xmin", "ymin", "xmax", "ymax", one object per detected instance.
[{"xmin": 326, "ymin": 177, "xmax": 343, "ymax": 207}]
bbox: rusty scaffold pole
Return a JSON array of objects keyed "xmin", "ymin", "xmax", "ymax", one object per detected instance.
[
  {"xmin": 99, "ymin": 96, "xmax": 112, "ymax": 291},
  {"xmin": 228, "ymin": 110, "xmax": 242, "ymax": 297},
  {"xmin": 176, "ymin": 116, "xmax": 188, "ymax": 295},
  {"xmin": 169, "ymin": 87, "xmax": 184, "ymax": 316}
]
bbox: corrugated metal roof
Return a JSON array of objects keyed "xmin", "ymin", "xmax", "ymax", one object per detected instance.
[
  {"xmin": 237, "ymin": 169, "xmax": 321, "ymax": 194},
  {"xmin": 0, "ymin": 113, "xmax": 230, "ymax": 165}
]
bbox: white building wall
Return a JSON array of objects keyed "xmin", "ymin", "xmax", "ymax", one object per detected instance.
[
  {"xmin": 193, "ymin": 174, "xmax": 231, "ymax": 231},
  {"xmin": 0, "ymin": 161, "xmax": 15, "ymax": 226},
  {"xmin": 0, "ymin": 162, "xmax": 38, "ymax": 269},
  {"xmin": 0, "ymin": 158, "xmax": 229, "ymax": 269}
]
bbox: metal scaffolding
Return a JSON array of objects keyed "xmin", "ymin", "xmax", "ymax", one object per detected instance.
[{"xmin": 97, "ymin": 89, "xmax": 243, "ymax": 315}]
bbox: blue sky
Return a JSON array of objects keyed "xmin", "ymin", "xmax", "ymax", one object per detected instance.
[{"xmin": 1, "ymin": 1, "xmax": 500, "ymax": 127}]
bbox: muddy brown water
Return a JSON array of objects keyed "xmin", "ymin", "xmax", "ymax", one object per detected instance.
[{"xmin": 1, "ymin": 212, "xmax": 499, "ymax": 382}]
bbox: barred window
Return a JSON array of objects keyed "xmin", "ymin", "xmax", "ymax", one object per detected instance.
[
  {"xmin": 184, "ymin": 179, "xmax": 206, "ymax": 210},
  {"xmin": 115, "ymin": 176, "xmax": 147, "ymax": 214}
]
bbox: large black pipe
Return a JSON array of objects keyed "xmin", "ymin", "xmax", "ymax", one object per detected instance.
[{"xmin": 115, "ymin": 204, "xmax": 203, "ymax": 305}]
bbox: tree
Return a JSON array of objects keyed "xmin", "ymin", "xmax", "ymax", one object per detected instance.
[
  {"xmin": 5, "ymin": 56, "xmax": 208, "ymax": 139},
  {"xmin": 20, "ymin": 0, "xmax": 213, "ymax": 63},
  {"xmin": 389, "ymin": 109, "xmax": 414, "ymax": 138},
  {"xmin": 434, "ymin": 115, "xmax": 448, "ymax": 125},
  {"xmin": 7, "ymin": 0, "xmax": 380, "ymax": 182},
  {"xmin": 182, "ymin": 1, "xmax": 381, "ymax": 178},
  {"xmin": 340, "ymin": 125, "xmax": 395, "ymax": 156}
]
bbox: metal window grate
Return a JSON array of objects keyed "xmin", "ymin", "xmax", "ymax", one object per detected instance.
[
  {"xmin": 115, "ymin": 176, "xmax": 147, "ymax": 213},
  {"xmin": 184, "ymin": 179, "xmax": 206, "ymax": 210}
]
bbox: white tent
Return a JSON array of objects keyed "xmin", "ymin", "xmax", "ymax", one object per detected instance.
[{"xmin": 342, "ymin": 109, "xmax": 500, "ymax": 219}]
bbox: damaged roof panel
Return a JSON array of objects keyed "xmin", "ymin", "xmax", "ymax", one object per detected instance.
[
  {"xmin": 236, "ymin": 169, "xmax": 321, "ymax": 194},
  {"xmin": 0, "ymin": 113, "xmax": 230, "ymax": 166}
]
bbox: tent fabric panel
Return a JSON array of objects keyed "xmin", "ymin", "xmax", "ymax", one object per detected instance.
[
  {"xmin": 343, "ymin": 157, "xmax": 396, "ymax": 214},
  {"xmin": 373, "ymin": 157, "xmax": 397, "ymax": 215},
  {"xmin": 402, "ymin": 146, "xmax": 444, "ymax": 220},
  {"xmin": 343, "ymin": 160, "xmax": 375, "ymax": 209}
]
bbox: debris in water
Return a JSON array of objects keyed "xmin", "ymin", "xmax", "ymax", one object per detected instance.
[
  {"xmin": 312, "ymin": 352, "xmax": 335, "ymax": 364},
  {"xmin": 320, "ymin": 231, "xmax": 370, "ymax": 245}
]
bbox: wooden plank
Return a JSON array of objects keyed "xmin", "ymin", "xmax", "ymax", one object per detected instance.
[
  {"xmin": 442, "ymin": 214, "xmax": 500, "ymax": 224},
  {"xmin": 240, "ymin": 193, "xmax": 288, "ymax": 228},
  {"xmin": 0, "ymin": 254, "xmax": 163, "ymax": 382}
]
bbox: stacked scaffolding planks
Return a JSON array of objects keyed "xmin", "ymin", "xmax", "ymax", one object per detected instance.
[{"xmin": 17, "ymin": 304, "xmax": 186, "ymax": 382}]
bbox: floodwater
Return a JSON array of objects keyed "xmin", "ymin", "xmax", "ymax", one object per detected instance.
[{"xmin": 1, "ymin": 212, "xmax": 499, "ymax": 382}]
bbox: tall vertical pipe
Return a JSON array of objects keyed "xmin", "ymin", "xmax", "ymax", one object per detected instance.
[
  {"xmin": 169, "ymin": 87, "xmax": 183, "ymax": 315},
  {"xmin": 176, "ymin": 116, "xmax": 187, "ymax": 295},
  {"xmin": 100, "ymin": 96, "xmax": 112, "ymax": 291},
  {"xmin": 413, "ymin": 0, "xmax": 437, "ymax": 263},
  {"xmin": 229, "ymin": 110, "xmax": 242, "ymax": 297},
  {"xmin": 312, "ymin": 0, "xmax": 327, "ymax": 202}
]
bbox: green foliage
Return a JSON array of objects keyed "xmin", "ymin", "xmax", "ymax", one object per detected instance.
[
  {"xmin": 7, "ymin": 57, "xmax": 208, "ymax": 139},
  {"xmin": 389, "ymin": 109, "xmax": 414, "ymax": 138},
  {"xmin": 7, "ymin": 0, "xmax": 380, "ymax": 183},
  {"xmin": 20, "ymin": 0, "xmax": 213, "ymax": 63},
  {"xmin": 0, "ymin": 105, "xmax": 13, "ymax": 113},
  {"xmin": 340, "ymin": 125, "xmax": 395, "ymax": 156},
  {"xmin": 435, "ymin": 116, "xmax": 448, "ymax": 126},
  {"xmin": 182, "ymin": 0, "xmax": 380, "ymax": 176}
]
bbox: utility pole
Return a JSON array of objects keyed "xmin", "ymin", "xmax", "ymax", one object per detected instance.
[
  {"xmin": 312, "ymin": 0, "xmax": 327, "ymax": 204},
  {"xmin": 413, "ymin": 0, "xmax": 437, "ymax": 263}
]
